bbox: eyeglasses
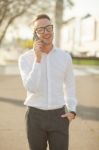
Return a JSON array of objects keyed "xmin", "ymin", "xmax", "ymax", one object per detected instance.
[{"xmin": 35, "ymin": 25, "xmax": 53, "ymax": 34}]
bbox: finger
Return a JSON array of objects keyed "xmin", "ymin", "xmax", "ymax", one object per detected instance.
[
  {"xmin": 68, "ymin": 116, "xmax": 75, "ymax": 120},
  {"xmin": 67, "ymin": 117, "xmax": 72, "ymax": 121},
  {"xmin": 34, "ymin": 46, "xmax": 43, "ymax": 51},
  {"xmin": 36, "ymin": 40, "xmax": 43, "ymax": 45}
]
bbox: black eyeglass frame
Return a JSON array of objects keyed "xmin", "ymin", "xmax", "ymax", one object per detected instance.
[{"xmin": 35, "ymin": 25, "xmax": 53, "ymax": 34}]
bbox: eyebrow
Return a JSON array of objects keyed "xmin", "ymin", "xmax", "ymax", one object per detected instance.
[{"xmin": 35, "ymin": 24, "xmax": 52, "ymax": 29}]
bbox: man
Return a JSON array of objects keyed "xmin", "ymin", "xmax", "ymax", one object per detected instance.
[{"xmin": 18, "ymin": 14, "xmax": 77, "ymax": 150}]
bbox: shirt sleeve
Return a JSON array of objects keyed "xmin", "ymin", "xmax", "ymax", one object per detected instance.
[
  {"xmin": 64, "ymin": 54, "xmax": 77, "ymax": 112},
  {"xmin": 18, "ymin": 55, "xmax": 41, "ymax": 93}
]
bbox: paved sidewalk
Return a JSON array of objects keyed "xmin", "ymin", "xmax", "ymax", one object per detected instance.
[
  {"xmin": 0, "ymin": 75, "xmax": 99, "ymax": 150},
  {"xmin": 74, "ymin": 65, "xmax": 99, "ymax": 76}
]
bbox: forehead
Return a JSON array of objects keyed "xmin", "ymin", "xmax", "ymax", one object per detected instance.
[{"xmin": 33, "ymin": 18, "xmax": 51, "ymax": 28}]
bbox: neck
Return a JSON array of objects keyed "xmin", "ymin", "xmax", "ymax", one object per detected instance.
[{"xmin": 43, "ymin": 44, "xmax": 53, "ymax": 54}]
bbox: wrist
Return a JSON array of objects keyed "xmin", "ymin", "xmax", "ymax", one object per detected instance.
[
  {"xmin": 35, "ymin": 58, "xmax": 41, "ymax": 63},
  {"xmin": 36, "ymin": 60, "xmax": 41, "ymax": 63},
  {"xmin": 69, "ymin": 111, "xmax": 76, "ymax": 116}
]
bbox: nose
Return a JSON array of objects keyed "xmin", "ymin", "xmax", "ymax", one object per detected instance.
[{"xmin": 44, "ymin": 28, "xmax": 49, "ymax": 34}]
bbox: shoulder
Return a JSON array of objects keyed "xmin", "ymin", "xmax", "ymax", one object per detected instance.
[
  {"xmin": 18, "ymin": 49, "xmax": 34, "ymax": 63},
  {"xmin": 55, "ymin": 48, "xmax": 72, "ymax": 60}
]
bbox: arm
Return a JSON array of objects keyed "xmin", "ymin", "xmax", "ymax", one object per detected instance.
[
  {"xmin": 18, "ymin": 56, "xmax": 41, "ymax": 93},
  {"xmin": 18, "ymin": 39, "xmax": 43, "ymax": 93},
  {"xmin": 62, "ymin": 54, "xmax": 77, "ymax": 120}
]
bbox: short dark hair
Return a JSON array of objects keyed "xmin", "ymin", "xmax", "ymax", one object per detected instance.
[{"xmin": 33, "ymin": 14, "xmax": 51, "ymax": 23}]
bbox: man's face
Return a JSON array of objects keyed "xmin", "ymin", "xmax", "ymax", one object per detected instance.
[{"xmin": 33, "ymin": 18, "xmax": 53, "ymax": 45}]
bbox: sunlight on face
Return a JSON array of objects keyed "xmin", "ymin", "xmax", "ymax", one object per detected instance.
[{"xmin": 33, "ymin": 18, "xmax": 53, "ymax": 45}]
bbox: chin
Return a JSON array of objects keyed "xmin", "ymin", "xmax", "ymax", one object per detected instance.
[
  {"xmin": 43, "ymin": 37, "xmax": 52, "ymax": 44},
  {"xmin": 46, "ymin": 39, "xmax": 53, "ymax": 44}
]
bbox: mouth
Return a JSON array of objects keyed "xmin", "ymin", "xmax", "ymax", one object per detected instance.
[
  {"xmin": 43, "ymin": 36, "xmax": 50, "ymax": 39},
  {"xmin": 43, "ymin": 34, "xmax": 52, "ymax": 39}
]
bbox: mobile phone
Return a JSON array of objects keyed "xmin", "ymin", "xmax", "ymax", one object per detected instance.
[{"xmin": 33, "ymin": 33, "xmax": 39, "ymax": 41}]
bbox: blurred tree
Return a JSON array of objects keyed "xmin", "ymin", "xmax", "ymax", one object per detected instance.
[
  {"xmin": 0, "ymin": 0, "xmax": 36, "ymax": 45},
  {"xmin": 54, "ymin": 0, "xmax": 74, "ymax": 47},
  {"xmin": 0, "ymin": 0, "xmax": 74, "ymax": 47}
]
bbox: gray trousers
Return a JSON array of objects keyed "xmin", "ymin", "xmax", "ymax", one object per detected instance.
[{"xmin": 25, "ymin": 106, "xmax": 69, "ymax": 150}]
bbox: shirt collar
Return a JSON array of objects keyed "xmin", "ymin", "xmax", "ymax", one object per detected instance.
[
  {"xmin": 47, "ymin": 45, "xmax": 56, "ymax": 55},
  {"xmin": 32, "ymin": 45, "xmax": 56, "ymax": 55}
]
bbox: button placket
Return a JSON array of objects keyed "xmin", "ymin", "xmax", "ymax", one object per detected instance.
[{"xmin": 46, "ymin": 55, "xmax": 52, "ymax": 109}]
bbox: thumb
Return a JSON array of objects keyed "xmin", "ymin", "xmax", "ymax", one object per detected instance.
[{"xmin": 61, "ymin": 113, "xmax": 67, "ymax": 118}]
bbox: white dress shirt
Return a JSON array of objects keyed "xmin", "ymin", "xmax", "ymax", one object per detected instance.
[{"xmin": 18, "ymin": 47, "xmax": 77, "ymax": 112}]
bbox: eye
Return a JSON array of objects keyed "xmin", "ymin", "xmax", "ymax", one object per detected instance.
[
  {"xmin": 46, "ymin": 25, "xmax": 53, "ymax": 32},
  {"xmin": 36, "ymin": 27, "xmax": 44, "ymax": 33}
]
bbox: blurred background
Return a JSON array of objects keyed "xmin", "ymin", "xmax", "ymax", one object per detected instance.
[
  {"xmin": 0, "ymin": 0, "xmax": 99, "ymax": 67},
  {"xmin": 0, "ymin": 0, "xmax": 99, "ymax": 150}
]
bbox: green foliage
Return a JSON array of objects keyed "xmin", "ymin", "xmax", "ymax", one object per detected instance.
[
  {"xmin": 72, "ymin": 57, "xmax": 99, "ymax": 65},
  {"xmin": 17, "ymin": 38, "xmax": 33, "ymax": 49}
]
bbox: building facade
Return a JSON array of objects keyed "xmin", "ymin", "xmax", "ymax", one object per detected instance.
[{"xmin": 61, "ymin": 14, "xmax": 99, "ymax": 57}]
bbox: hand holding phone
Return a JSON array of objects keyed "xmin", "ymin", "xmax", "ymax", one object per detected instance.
[
  {"xmin": 33, "ymin": 33, "xmax": 43, "ymax": 63},
  {"xmin": 33, "ymin": 33, "xmax": 39, "ymax": 42}
]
